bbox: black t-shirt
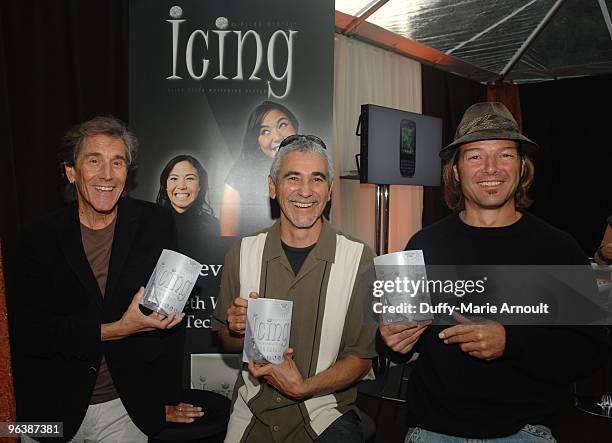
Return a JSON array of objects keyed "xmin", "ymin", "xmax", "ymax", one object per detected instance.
[
  {"xmin": 172, "ymin": 205, "xmax": 220, "ymax": 256},
  {"xmin": 379, "ymin": 211, "xmax": 609, "ymax": 438},
  {"xmin": 281, "ymin": 241, "xmax": 316, "ymax": 276}
]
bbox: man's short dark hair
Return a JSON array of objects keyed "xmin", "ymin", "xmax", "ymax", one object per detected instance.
[{"xmin": 59, "ymin": 116, "xmax": 138, "ymax": 200}]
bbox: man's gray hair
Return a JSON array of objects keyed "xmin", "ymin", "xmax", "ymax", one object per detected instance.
[
  {"xmin": 269, "ymin": 135, "xmax": 334, "ymax": 184},
  {"xmin": 59, "ymin": 115, "xmax": 138, "ymax": 171},
  {"xmin": 58, "ymin": 116, "xmax": 138, "ymax": 201}
]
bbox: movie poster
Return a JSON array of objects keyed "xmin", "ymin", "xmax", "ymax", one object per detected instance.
[{"xmin": 129, "ymin": 0, "xmax": 334, "ymax": 386}]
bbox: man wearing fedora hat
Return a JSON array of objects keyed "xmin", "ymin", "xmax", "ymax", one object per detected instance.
[{"xmin": 378, "ymin": 102, "xmax": 608, "ymax": 442}]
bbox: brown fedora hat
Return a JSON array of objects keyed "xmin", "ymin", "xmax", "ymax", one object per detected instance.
[{"xmin": 439, "ymin": 102, "xmax": 538, "ymax": 161}]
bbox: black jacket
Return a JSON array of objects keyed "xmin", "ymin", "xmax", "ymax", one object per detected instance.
[{"xmin": 12, "ymin": 197, "xmax": 184, "ymax": 441}]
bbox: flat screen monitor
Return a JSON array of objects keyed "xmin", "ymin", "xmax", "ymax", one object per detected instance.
[{"xmin": 358, "ymin": 104, "xmax": 442, "ymax": 185}]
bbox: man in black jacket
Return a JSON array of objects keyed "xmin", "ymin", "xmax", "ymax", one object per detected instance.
[
  {"xmin": 378, "ymin": 102, "xmax": 609, "ymax": 442},
  {"xmin": 12, "ymin": 116, "xmax": 200, "ymax": 442}
]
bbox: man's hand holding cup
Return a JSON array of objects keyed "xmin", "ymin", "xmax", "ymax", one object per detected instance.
[{"xmin": 227, "ymin": 291, "xmax": 258, "ymax": 336}]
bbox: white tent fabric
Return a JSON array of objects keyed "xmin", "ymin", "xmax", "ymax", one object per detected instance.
[
  {"xmin": 332, "ymin": 34, "xmax": 423, "ymax": 252},
  {"xmin": 336, "ymin": 0, "xmax": 612, "ymax": 84}
]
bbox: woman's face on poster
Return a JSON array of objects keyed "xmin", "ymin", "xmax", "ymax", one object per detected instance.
[
  {"xmin": 166, "ymin": 160, "xmax": 200, "ymax": 213},
  {"xmin": 257, "ymin": 108, "xmax": 296, "ymax": 158}
]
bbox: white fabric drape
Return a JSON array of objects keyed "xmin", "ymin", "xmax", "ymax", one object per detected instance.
[{"xmin": 332, "ymin": 34, "xmax": 423, "ymax": 253}]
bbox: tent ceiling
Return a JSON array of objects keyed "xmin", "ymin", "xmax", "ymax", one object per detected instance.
[{"xmin": 335, "ymin": 0, "xmax": 612, "ymax": 84}]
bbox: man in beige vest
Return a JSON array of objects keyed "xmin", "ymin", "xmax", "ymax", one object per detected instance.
[{"xmin": 212, "ymin": 134, "xmax": 376, "ymax": 443}]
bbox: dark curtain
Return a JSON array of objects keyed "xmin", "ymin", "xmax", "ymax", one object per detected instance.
[
  {"xmin": 520, "ymin": 74, "xmax": 612, "ymax": 256},
  {"xmin": 0, "ymin": 1, "xmax": 129, "ymax": 417},
  {"xmin": 420, "ymin": 64, "xmax": 486, "ymax": 227},
  {"xmin": 0, "ymin": 0, "xmax": 129, "ymax": 264}
]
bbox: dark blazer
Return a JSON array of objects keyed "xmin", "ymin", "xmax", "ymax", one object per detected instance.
[{"xmin": 12, "ymin": 197, "xmax": 184, "ymax": 441}]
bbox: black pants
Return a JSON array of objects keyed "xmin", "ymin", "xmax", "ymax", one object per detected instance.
[{"xmin": 315, "ymin": 411, "xmax": 363, "ymax": 443}]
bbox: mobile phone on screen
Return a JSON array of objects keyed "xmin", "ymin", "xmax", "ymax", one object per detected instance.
[{"xmin": 400, "ymin": 119, "xmax": 416, "ymax": 177}]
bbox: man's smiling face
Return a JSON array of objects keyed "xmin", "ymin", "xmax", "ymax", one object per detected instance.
[
  {"xmin": 453, "ymin": 139, "xmax": 522, "ymax": 213},
  {"xmin": 65, "ymin": 134, "xmax": 128, "ymax": 218},
  {"xmin": 268, "ymin": 150, "xmax": 332, "ymax": 233}
]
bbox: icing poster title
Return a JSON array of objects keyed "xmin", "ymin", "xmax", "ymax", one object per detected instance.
[{"xmin": 165, "ymin": 5, "xmax": 296, "ymax": 99}]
